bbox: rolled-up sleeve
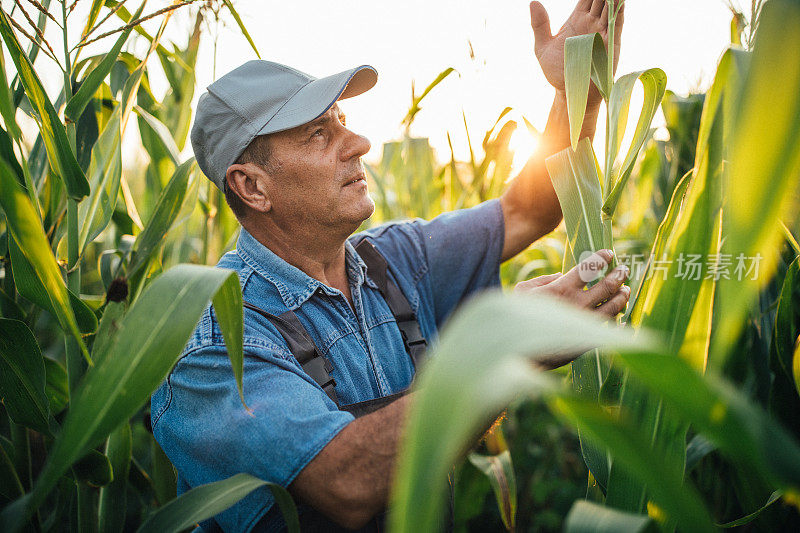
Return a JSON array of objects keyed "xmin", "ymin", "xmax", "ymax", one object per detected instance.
[
  {"xmin": 151, "ymin": 340, "xmax": 354, "ymax": 531},
  {"xmin": 415, "ymin": 199, "xmax": 505, "ymax": 324},
  {"xmin": 358, "ymin": 199, "xmax": 505, "ymax": 328}
]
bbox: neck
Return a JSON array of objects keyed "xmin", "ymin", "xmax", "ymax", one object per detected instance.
[{"xmin": 241, "ymin": 214, "xmax": 355, "ymax": 294}]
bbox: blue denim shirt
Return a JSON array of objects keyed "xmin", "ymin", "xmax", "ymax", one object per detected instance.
[{"xmin": 151, "ymin": 199, "xmax": 505, "ymax": 531}]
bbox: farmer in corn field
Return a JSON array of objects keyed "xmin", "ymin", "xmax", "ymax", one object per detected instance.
[{"xmin": 151, "ymin": 1, "xmax": 627, "ymax": 531}]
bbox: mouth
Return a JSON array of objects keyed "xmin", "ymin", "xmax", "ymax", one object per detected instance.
[{"xmin": 343, "ymin": 174, "xmax": 367, "ymax": 187}]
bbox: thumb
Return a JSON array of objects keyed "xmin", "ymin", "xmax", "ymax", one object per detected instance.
[{"xmin": 529, "ymin": 1, "xmax": 553, "ymax": 49}]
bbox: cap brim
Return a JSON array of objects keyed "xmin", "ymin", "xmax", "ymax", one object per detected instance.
[{"xmin": 257, "ymin": 65, "xmax": 377, "ymax": 136}]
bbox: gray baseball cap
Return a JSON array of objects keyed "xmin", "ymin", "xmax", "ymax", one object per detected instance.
[{"xmin": 190, "ymin": 60, "xmax": 378, "ymax": 191}]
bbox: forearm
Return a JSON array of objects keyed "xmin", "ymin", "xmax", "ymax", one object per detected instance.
[
  {"xmin": 290, "ymin": 393, "xmax": 414, "ymax": 528},
  {"xmin": 500, "ymin": 92, "xmax": 601, "ymax": 260}
]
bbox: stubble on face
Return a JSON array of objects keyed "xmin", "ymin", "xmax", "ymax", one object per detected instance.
[{"xmin": 261, "ymin": 106, "xmax": 375, "ymax": 234}]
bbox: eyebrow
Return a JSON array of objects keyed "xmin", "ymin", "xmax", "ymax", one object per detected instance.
[{"xmin": 302, "ymin": 105, "xmax": 341, "ymax": 133}]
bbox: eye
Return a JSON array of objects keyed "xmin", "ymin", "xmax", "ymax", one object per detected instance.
[{"xmin": 312, "ymin": 128, "xmax": 324, "ymax": 137}]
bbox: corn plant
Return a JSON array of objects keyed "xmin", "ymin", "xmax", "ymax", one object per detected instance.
[
  {"xmin": 365, "ymin": 68, "xmax": 519, "ymax": 224},
  {"xmin": 0, "ymin": 2, "xmax": 305, "ymax": 531},
  {"xmin": 388, "ymin": 0, "xmax": 800, "ymax": 531}
]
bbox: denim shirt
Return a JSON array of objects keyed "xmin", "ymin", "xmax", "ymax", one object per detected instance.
[{"xmin": 151, "ymin": 199, "xmax": 505, "ymax": 532}]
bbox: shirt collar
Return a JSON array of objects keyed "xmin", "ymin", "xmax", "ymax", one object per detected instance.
[{"xmin": 235, "ymin": 228, "xmax": 376, "ymax": 310}]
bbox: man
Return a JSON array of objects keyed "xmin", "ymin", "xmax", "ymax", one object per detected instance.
[{"xmin": 151, "ymin": 1, "xmax": 628, "ymax": 531}]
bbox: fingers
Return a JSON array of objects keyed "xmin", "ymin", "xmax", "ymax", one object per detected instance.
[
  {"xmin": 590, "ymin": 0, "xmax": 605, "ymax": 17},
  {"xmin": 514, "ymin": 272, "xmax": 562, "ymax": 292},
  {"xmin": 584, "ymin": 263, "xmax": 629, "ymax": 306},
  {"xmin": 529, "ymin": 1, "xmax": 553, "ymax": 49},
  {"xmin": 576, "ymin": 0, "xmax": 594, "ymax": 12},
  {"xmin": 564, "ymin": 249, "xmax": 614, "ymax": 289},
  {"xmin": 616, "ymin": 2, "xmax": 625, "ymax": 33},
  {"xmin": 600, "ymin": 2, "xmax": 608, "ymax": 24},
  {"xmin": 596, "ymin": 284, "xmax": 631, "ymax": 318}
]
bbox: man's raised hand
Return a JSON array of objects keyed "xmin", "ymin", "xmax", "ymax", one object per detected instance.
[{"xmin": 530, "ymin": 0, "xmax": 625, "ymax": 103}]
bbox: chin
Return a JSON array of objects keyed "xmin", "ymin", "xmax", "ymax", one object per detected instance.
[{"xmin": 342, "ymin": 196, "xmax": 375, "ymax": 229}]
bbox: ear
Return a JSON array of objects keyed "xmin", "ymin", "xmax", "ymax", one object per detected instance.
[{"xmin": 225, "ymin": 162, "xmax": 273, "ymax": 213}]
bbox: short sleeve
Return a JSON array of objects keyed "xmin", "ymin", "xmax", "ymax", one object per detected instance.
[
  {"xmin": 151, "ymin": 341, "xmax": 354, "ymax": 531},
  {"xmin": 416, "ymin": 199, "xmax": 505, "ymax": 324},
  {"xmin": 354, "ymin": 199, "xmax": 505, "ymax": 328}
]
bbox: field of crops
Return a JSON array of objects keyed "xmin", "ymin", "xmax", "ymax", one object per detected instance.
[{"xmin": 1, "ymin": 0, "xmax": 800, "ymax": 531}]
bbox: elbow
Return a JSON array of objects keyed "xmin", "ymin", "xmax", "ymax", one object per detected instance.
[
  {"xmin": 325, "ymin": 476, "xmax": 383, "ymax": 529},
  {"xmin": 333, "ymin": 507, "xmax": 377, "ymax": 530},
  {"xmin": 546, "ymin": 214, "xmax": 563, "ymax": 235},
  {"xmin": 542, "ymin": 206, "xmax": 564, "ymax": 233}
]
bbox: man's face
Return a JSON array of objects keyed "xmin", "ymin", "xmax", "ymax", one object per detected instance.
[{"xmin": 261, "ymin": 104, "xmax": 374, "ymax": 232}]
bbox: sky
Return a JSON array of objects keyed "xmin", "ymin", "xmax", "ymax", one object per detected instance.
[
  {"xmin": 180, "ymin": 0, "xmax": 736, "ymax": 168},
  {"xmin": 6, "ymin": 0, "xmax": 741, "ymax": 171}
]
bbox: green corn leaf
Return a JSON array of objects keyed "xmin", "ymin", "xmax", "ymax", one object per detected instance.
[
  {"xmin": 0, "ymin": 285, "xmax": 25, "ymax": 321},
  {"xmin": 72, "ymin": 449, "xmax": 113, "ymax": 487},
  {"xmin": 0, "ymin": 10, "xmax": 89, "ymax": 200},
  {"xmin": 43, "ymin": 357, "xmax": 69, "ymax": 415},
  {"xmin": 66, "ymin": 1, "xmax": 148, "ymax": 123},
  {"xmin": 0, "ymin": 45, "xmax": 21, "ymax": 141},
  {"xmin": 402, "ymin": 67, "xmax": 455, "ymax": 128},
  {"xmin": 564, "ymin": 498, "xmax": 657, "ymax": 533},
  {"xmin": 136, "ymin": 473, "xmax": 299, "ymax": 533},
  {"xmin": 481, "ymin": 107, "xmax": 513, "ymax": 150},
  {"xmin": 771, "ymin": 258, "xmax": 799, "ymax": 385},
  {"xmin": 91, "ymin": 301, "xmax": 126, "ymax": 367},
  {"xmin": 794, "ymin": 336, "xmax": 800, "ymax": 398},
  {"xmin": 685, "ymin": 435, "xmax": 716, "ymax": 474},
  {"xmin": 78, "ymin": 34, "xmax": 167, "ymax": 257},
  {"xmin": 134, "ymin": 105, "xmax": 180, "ymax": 165},
  {"xmin": 212, "ymin": 268, "xmax": 246, "ymax": 409},
  {"xmin": 162, "ymin": 11, "xmax": 202, "ymax": 151},
  {"xmin": 714, "ymin": 0, "xmax": 800, "ymax": 363},
  {"xmin": 632, "ymin": 46, "xmax": 747, "ymax": 359},
  {"xmin": 8, "ymin": 237, "xmax": 98, "ymax": 335},
  {"xmin": 545, "ymin": 138, "xmax": 610, "ymax": 487},
  {"xmin": 0, "ymin": 319, "xmax": 50, "ymax": 434},
  {"xmin": 98, "ymin": 422, "xmax": 132, "ymax": 533},
  {"xmin": 626, "ymin": 169, "xmax": 692, "ymax": 325},
  {"xmin": 0, "ymin": 158, "xmax": 89, "ymax": 358},
  {"xmin": 589, "ymin": 33, "xmax": 610, "ymax": 102},
  {"xmin": 221, "ymin": 0, "xmax": 261, "ymax": 59},
  {"xmin": 3, "ymin": 265, "xmax": 244, "ymax": 530},
  {"xmin": 571, "ymin": 346, "xmax": 611, "ymax": 490},
  {"xmin": 718, "ymin": 490, "xmax": 782, "ymax": 528},
  {"xmin": 545, "ymin": 137, "xmax": 605, "ymax": 263},
  {"xmin": 81, "ymin": 0, "xmax": 106, "ymax": 44},
  {"xmin": 0, "ymin": 123, "xmax": 23, "ymax": 187},
  {"xmin": 604, "ymin": 47, "xmax": 747, "ymax": 514},
  {"xmin": 388, "ymin": 291, "xmax": 655, "ymax": 533},
  {"xmin": 564, "ymin": 33, "xmax": 607, "ymax": 149},
  {"xmin": 468, "ymin": 451, "xmax": 517, "ymax": 531},
  {"xmin": 618, "ymin": 350, "xmax": 800, "ymax": 491},
  {"xmin": 553, "ymin": 396, "xmax": 713, "ymax": 532},
  {"xmin": 77, "ymin": 111, "xmax": 122, "ymax": 255},
  {"xmin": 602, "ymin": 68, "xmax": 667, "ymax": 213},
  {"xmin": 128, "ymin": 159, "xmax": 195, "ymax": 278},
  {"xmin": 0, "ymin": 439, "xmax": 23, "ymax": 500},
  {"xmin": 151, "ymin": 438, "xmax": 176, "ymax": 506}
]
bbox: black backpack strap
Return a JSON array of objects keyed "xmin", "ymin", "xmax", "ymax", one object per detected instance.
[
  {"xmin": 243, "ymin": 301, "xmax": 339, "ymax": 405},
  {"xmin": 353, "ymin": 239, "xmax": 427, "ymax": 369}
]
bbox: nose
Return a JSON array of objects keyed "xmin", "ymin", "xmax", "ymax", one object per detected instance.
[{"xmin": 340, "ymin": 129, "xmax": 371, "ymax": 161}]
